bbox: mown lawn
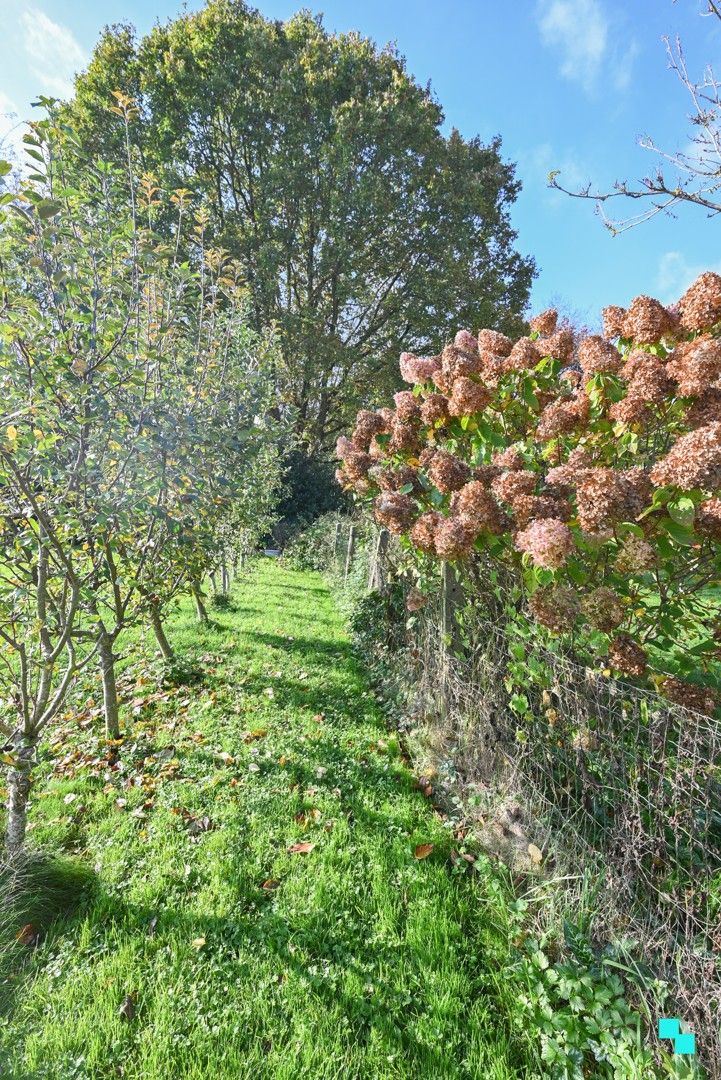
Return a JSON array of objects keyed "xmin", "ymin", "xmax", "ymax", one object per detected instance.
[{"xmin": 0, "ymin": 562, "xmax": 538, "ymax": 1079}]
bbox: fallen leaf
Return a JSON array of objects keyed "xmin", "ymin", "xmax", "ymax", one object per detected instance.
[
  {"xmin": 16, "ymin": 923, "xmax": 39, "ymax": 946},
  {"xmin": 528, "ymin": 843, "xmax": 543, "ymax": 865},
  {"xmin": 288, "ymin": 842, "xmax": 315, "ymax": 855},
  {"xmin": 312, "ymin": 713, "xmax": 324, "ymax": 723},
  {"xmin": 248, "ymin": 762, "xmax": 260, "ymax": 773},
  {"xmin": 119, "ymin": 993, "xmax": 137, "ymax": 1020},
  {"xmin": 63, "ymin": 792, "xmax": 78, "ymax": 805},
  {"xmin": 414, "ymin": 843, "xmax": 434, "ymax": 860},
  {"xmin": 261, "ymin": 879, "xmax": 280, "ymax": 891},
  {"xmin": 191, "ymin": 937, "xmax": 206, "ymax": 950},
  {"xmin": 147, "ymin": 916, "xmax": 158, "ymax": 938},
  {"xmin": 315, "ymin": 767, "xmax": 327, "ymax": 779}
]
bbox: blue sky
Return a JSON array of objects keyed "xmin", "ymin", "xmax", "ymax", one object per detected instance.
[{"xmin": 0, "ymin": 0, "xmax": 719, "ymax": 325}]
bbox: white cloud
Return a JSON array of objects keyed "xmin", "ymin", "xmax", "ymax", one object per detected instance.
[
  {"xmin": 0, "ymin": 92, "xmax": 26, "ymax": 166},
  {"xmin": 657, "ymin": 252, "xmax": 721, "ymax": 304},
  {"xmin": 20, "ymin": 8, "xmax": 86, "ymax": 100},
  {"xmin": 537, "ymin": 0, "xmax": 637, "ymax": 96}
]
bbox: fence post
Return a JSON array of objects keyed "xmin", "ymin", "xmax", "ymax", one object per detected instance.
[
  {"xmin": 440, "ymin": 561, "xmax": 464, "ymax": 715},
  {"xmin": 344, "ymin": 525, "xmax": 357, "ymax": 581},
  {"xmin": 333, "ymin": 521, "xmax": 342, "ymax": 567},
  {"xmin": 367, "ymin": 528, "xmax": 389, "ymax": 591}
]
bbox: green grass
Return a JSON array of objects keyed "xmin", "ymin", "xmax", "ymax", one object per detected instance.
[{"xmin": 0, "ymin": 562, "xmax": 539, "ymax": 1079}]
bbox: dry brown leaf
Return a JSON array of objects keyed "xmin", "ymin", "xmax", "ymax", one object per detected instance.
[
  {"xmin": 288, "ymin": 842, "xmax": 315, "ymax": 855},
  {"xmin": 528, "ymin": 843, "xmax": 543, "ymax": 865},
  {"xmin": 414, "ymin": 843, "xmax": 434, "ymax": 860}
]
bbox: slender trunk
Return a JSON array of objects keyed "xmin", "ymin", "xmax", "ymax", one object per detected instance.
[
  {"xmin": 192, "ymin": 582, "xmax": 209, "ymax": 625},
  {"xmin": 98, "ymin": 631, "xmax": 120, "ymax": 740},
  {"xmin": 221, "ymin": 562, "xmax": 229, "ymax": 594},
  {"xmin": 232, "ymin": 556, "xmax": 239, "ymax": 581},
  {"xmin": 6, "ymin": 728, "xmax": 37, "ymax": 853},
  {"xmin": 150, "ymin": 603, "xmax": 174, "ymax": 661}
]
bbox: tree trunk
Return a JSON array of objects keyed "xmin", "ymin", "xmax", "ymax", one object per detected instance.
[
  {"xmin": 192, "ymin": 582, "xmax": 209, "ymax": 625},
  {"xmin": 150, "ymin": 604, "xmax": 174, "ymax": 661},
  {"xmin": 221, "ymin": 561, "xmax": 229, "ymax": 594},
  {"xmin": 98, "ymin": 631, "xmax": 120, "ymax": 740},
  {"xmin": 6, "ymin": 728, "xmax": 37, "ymax": 853},
  {"xmin": 210, "ymin": 572, "xmax": 218, "ymax": 596}
]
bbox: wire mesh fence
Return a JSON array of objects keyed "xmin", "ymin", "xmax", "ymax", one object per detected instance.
[{"xmin": 329, "ymin": 519, "xmax": 721, "ymax": 1075}]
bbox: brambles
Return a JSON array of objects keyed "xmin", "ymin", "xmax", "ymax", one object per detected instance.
[{"xmin": 336, "ymin": 276, "xmax": 721, "ymax": 708}]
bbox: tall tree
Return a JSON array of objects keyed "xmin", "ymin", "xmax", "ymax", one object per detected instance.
[{"xmin": 65, "ymin": 0, "xmax": 535, "ymax": 452}]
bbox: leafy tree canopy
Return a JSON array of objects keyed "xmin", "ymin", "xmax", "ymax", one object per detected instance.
[{"xmin": 65, "ymin": 0, "xmax": 535, "ymax": 451}]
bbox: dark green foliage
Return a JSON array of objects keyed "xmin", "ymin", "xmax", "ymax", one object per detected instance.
[{"xmin": 275, "ymin": 451, "xmax": 349, "ymax": 542}]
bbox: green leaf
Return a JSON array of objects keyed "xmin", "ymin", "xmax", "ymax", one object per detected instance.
[
  {"xmin": 659, "ymin": 516, "xmax": 695, "ymax": 546},
  {"xmin": 36, "ymin": 199, "xmax": 62, "ymax": 220},
  {"xmin": 0, "ymin": 160, "xmax": 11, "ymax": 177}
]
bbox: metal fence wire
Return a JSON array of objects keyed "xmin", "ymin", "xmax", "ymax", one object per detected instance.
[{"xmin": 331, "ymin": 521, "xmax": 721, "ymax": 1075}]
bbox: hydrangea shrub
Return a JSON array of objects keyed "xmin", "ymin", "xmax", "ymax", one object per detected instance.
[{"xmin": 336, "ymin": 273, "xmax": 721, "ymax": 714}]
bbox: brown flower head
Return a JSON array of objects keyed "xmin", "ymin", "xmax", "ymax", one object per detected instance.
[
  {"xmin": 696, "ymin": 497, "xmax": 721, "ymax": 541},
  {"xmin": 609, "ymin": 394, "xmax": 652, "ymax": 426},
  {"xmin": 576, "ymin": 467, "xmax": 651, "ymax": 531},
  {"xmin": 434, "ymin": 515, "xmax": 478, "ymax": 560},
  {"xmin": 514, "ymin": 518, "xmax": 574, "ymax": 569},
  {"xmin": 441, "ymin": 342, "xmax": 482, "ymax": 380},
  {"xmin": 472, "ymin": 463, "xmax": 503, "ymax": 485},
  {"xmin": 530, "ymin": 309, "xmax": 558, "ymax": 336},
  {"xmin": 477, "ymin": 328, "xmax": 513, "ymax": 357},
  {"xmin": 536, "ymin": 398, "xmax": 579, "ymax": 441},
  {"xmin": 663, "ymin": 676, "xmax": 718, "ymax": 717},
  {"xmin": 491, "ymin": 470, "xmax": 537, "ymax": 504},
  {"xmin": 431, "ymin": 368, "xmax": 454, "ymax": 395},
  {"xmin": 614, "ymin": 534, "xmax": 657, "ymax": 574},
  {"xmin": 621, "ymin": 295, "xmax": 676, "ymax": 345},
  {"xmin": 394, "ymin": 391, "xmax": 421, "ymax": 422},
  {"xmin": 581, "ymin": 587, "xmax": 625, "ymax": 633},
  {"xmin": 420, "ymin": 393, "xmax": 450, "ymax": 426},
  {"xmin": 651, "ymin": 422, "xmax": 721, "ymax": 491},
  {"xmin": 666, "ymin": 336, "xmax": 721, "ymax": 397},
  {"xmin": 685, "ymin": 389, "xmax": 721, "ymax": 428},
  {"xmin": 343, "ymin": 449, "xmax": 373, "ymax": 482},
  {"xmin": 399, "ymin": 352, "xmax": 441, "ymax": 384},
  {"xmin": 448, "ymin": 377, "xmax": 492, "ymax": 416},
  {"xmin": 428, "ymin": 449, "xmax": 471, "ymax": 493},
  {"xmin": 450, "ymin": 481, "xmax": 508, "ymax": 534},
  {"xmin": 336, "ymin": 435, "xmax": 357, "ymax": 461},
  {"xmin": 389, "ymin": 420, "xmax": 421, "ymax": 456},
  {"xmin": 479, "ymin": 353, "xmax": 508, "ymax": 387},
  {"xmin": 335, "ymin": 467, "xmax": 350, "ymax": 489},
  {"xmin": 504, "ymin": 336, "xmax": 541, "ymax": 373},
  {"xmin": 578, "ymin": 335, "xmax": 622, "ymax": 375},
  {"xmin": 541, "ymin": 327, "xmax": 575, "ymax": 362},
  {"xmin": 528, "ymin": 585, "xmax": 579, "ymax": 633},
  {"xmin": 409, "ymin": 510, "xmax": 444, "ymax": 554},
  {"xmin": 678, "ymin": 271, "xmax": 721, "ymax": 332},
  {"xmin": 492, "ymin": 446, "xmax": 525, "ymax": 471},
  {"xmin": 373, "ymin": 492, "xmax": 417, "ymax": 535},
  {"xmin": 608, "ymin": 635, "xmax": 647, "ymax": 677},
  {"xmin": 406, "ymin": 587, "xmax": 428, "ymax": 612},
  {"xmin": 511, "ymin": 494, "xmax": 572, "ymax": 528},
  {"xmin": 454, "ymin": 329, "xmax": 479, "ymax": 356},
  {"xmin": 601, "ymin": 305, "xmax": 626, "ymax": 340}
]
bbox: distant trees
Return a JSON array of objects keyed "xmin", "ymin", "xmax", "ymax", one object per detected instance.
[
  {"xmin": 0, "ymin": 105, "xmax": 281, "ymax": 850},
  {"xmin": 64, "ymin": 0, "xmax": 535, "ymax": 452}
]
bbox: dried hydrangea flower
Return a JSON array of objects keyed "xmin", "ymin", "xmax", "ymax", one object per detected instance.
[
  {"xmin": 420, "ymin": 393, "xmax": 450, "ymax": 425},
  {"xmin": 431, "ymin": 368, "xmax": 454, "ymax": 395},
  {"xmin": 406, "ymin": 587, "xmax": 428, "ymax": 612},
  {"xmin": 514, "ymin": 518, "xmax": 574, "ymax": 568},
  {"xmin": 511, "ymin": 494, "xmax": 572, "ymax": 528},
  {"xmin": 441, "ymin": 342, "xmax": 482, "ymax": 380},
  {"xmin": 608, "ymin": 394, "xmax": 652, "ymax": 426},
  {"xmin": 472, "ymin": 463, "xmax": 503, "ymax": 485},
  {"xmin": 389, "ymin": 420, "xmax": 422, "ymax": 455},
  {"xmin": 504, "ymin": 337, "xmax": 541, "ymax": 373},
  {"xmin": 536, "ymin": 398, "xmax": 580, "ymax": 441},
  {"xmin": 335, "ymin": 466, "xmax": 351, "ymax": 489},
  {"xmin": 343, "ymin": 449, "xmax": 373, "ymax": 481},
  {"xmin": 394, "ymin": 390, "xmax": 421, "ymax": 422},
  {"xmin": 614, "ymin": 534, "xmax": 657, "ymax": 573},
  {"xmin": 477, "ymin": 328, "xmax": 513, "ymax": 356},
  {"xmin": 696, "ymin": 497, "xmax": 721, "ymax": 541},
  {"xmin": 450, "ymin": 481, "xmax": 507, "ymax": 533},
  {"xmin": 601, "ymin": 305, "xmax": 626, "ymax": 340},
  {"xmin": 419, "ymin": 445, "xmax": 437, "ymax": 468},
  {"xmin": 528, "ymin": 585, "xmax": 579, "ymax": 633},
  {"xmin": 578, "ymin": 335, "xmax": 622, "ymax": 375},
  {"xmin": 399, "ymin": 352, "xmax": 441, "ymax": 384},
  {"xmin": 373, "ymin": 492, "xmax": 417, "ymax": 534},
  {"xmin": 336, "ymin": 435, "xmax": 357, "ymax": 460},
  {"xmin": 581, "ymin": 587, "xmax": 625, "ymax": 632},
  {"xmin": 454, "ymin": 329, "xmax": 479, "ymax": 356},
  {"xmin": 368, "ymin": 436, "xmax": 386, "ymax": 460},
  {"xmin": 434, "ymin": 515, "xmax": 478, "ymax": 560},
  {"xmin": 560, "ymin": 367, "xmax": 581, "ymax": 389},
  {"xmin": 479, "ymin": 353, "xmax": 508, "ymax": 387},
  {"xmin": 372, "ymin": 464, "xmax": 419, "ymax": 493},
  {"xmin": 608, "ymin": 634, "xmax": 647, "ymax": 677},
  {"xmin": 621, "ymin": 295, "xmax": 676, "ymax": 344},
  {"xmin": 530, "ymin": 309, "xmax": 558, "ymax": 336},
  {"xmin": 662, "ymin": 676, "xmax": 718, "ymax": 717},
  {"xmin": 650, "ymin": 422, "xmax": 721, "ymax": 491},
  {"xmin": 576, "ymin": 467, "xmax": 651, "ymax": 531},
  {"xmin": 352, "ymin": 409, "xmax": 388, "ymax": 449},
  {"xmin": 492, "ymin": 446, "xmax": 525, "ymax": 471},
  {"xmin": 677, "ymin": 271, "xmax": 721, "ymax": 333},
  {"xmin": 448, "ymin": 377, "xmax": 492, "ymax": 416},
  {"xmin": 540, "ymin": 327, "xmax": 575, "ymax": 362},
  {"xmin": 666, "ymin": 336, "xmax": 721, "ymax": 397},
  {"xmin": 428, "ymin": 449, "xmax": 471, "ymax": 493},
  {"xmin": 685, "ymin": 388, "xmax": 721, "ymax": 428},
  {"xmin": 409, "ymin": 510, "xmax": 444, "ymax": 554},
  {"xmin": 491, "ymin": 470, "xmax": 537, "ymax": 503}
]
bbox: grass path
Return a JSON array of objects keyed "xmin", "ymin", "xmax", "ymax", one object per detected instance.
[{"xmin": 0, "ymin": 562, "xmax": 537, "ymax": 1079}]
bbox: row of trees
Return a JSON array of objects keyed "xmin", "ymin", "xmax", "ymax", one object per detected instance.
[
  {"xmin": 337, "ymin": 278, "xmax": 721, "ymax": 715},
  {"xmin": 0, "ymin": 104, "xmax": 282, "ymax": 850}
]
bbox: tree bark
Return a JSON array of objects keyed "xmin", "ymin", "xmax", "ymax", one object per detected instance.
[
  {"xmin": 6, "ymin": 728, "xmax": 37, "ymax": 853},
  {"xmin": 98, "ymin": 630, "xmax": 120, "ymax": 740},
  {"xmin": 150, "ymin": 603, "xmax": 174, "ymax": 661},
  {"xmin": 192, "ymin": 582, "xmax": 209, "ymax": 625},
  {"xmin": 221, "ymin": 561, "xmax": 229, "ymax": 594}
]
